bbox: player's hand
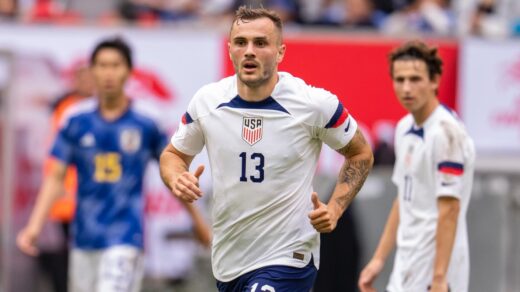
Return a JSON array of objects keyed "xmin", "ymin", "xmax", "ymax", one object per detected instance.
[
  {"xmin": 171, "ymin": 165, "xmax": 205, "ymax": 203},
  {"xmin": 16, "ymin": 227, "xmax": 39, "ymax": 256},
  {"xmin": 358, "ymin": 259, "xmax": 385, "ymax": 292},
  {"xmin": 308, "ymin": 192, "xmax": 339, "ymax": 233},
  {"xmin": 358, "ymin": 258, "xmax": 384, "ymax": 292},
  {"xmin": 428, "ymin": 278, "xmax": 449, "ymax": 292}
]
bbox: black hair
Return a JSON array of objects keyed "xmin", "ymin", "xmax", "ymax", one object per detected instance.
[{"xmin": 90, "ymin": 37, "xmax": 133, "ymax": 69}]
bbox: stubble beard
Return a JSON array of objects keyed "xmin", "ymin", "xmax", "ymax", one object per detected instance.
[{"xmin": 239, "ymin": 71, "xmax": 269, "ymax": 88}]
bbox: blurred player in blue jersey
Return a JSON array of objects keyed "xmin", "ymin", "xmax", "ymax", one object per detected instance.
[
  {"xmin": 358, "ymin": 41, "xmax": 476, "ymax": 292},
  {"xmin": 17, "ymin": 37, "xmax": 210, "ymax": 292},
  {"xmin": 160, "ymin": 6, "xmax": 373, "ymax": 292}
]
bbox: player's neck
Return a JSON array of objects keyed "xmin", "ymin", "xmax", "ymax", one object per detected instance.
[
  {"xmin": 412, "ymin": 98, "xmax": 439, "ymax": 126},
  {"xmin": 237, "ymin": 74, "xmax": 278, "ymax": 102},
  {"xmin": 98, "ymin": 92, "xmax": 130, "ymax": 121}
]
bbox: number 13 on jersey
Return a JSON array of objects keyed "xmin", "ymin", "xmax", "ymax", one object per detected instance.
[{"xmin": 239, "ymin": 152, "xmax": 265, "ymax": 183}]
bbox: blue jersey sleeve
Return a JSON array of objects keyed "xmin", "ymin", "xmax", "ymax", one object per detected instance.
[
  {"xmin": 50, "ymin": 125, "xmax": 74, "ymax": 164},
  {"xmin": 151, "ymin": 124, "xmax": 168, "ymax": 161}
]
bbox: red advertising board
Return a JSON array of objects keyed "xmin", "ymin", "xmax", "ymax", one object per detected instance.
[{"xmin": 223, "ymin": 36, "xmax": 458, "ymax": 140}]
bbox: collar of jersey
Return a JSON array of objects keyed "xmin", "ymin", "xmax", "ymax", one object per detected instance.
[
  {"xmin": 406, "ymin": 126, "xmax": 424, "ymax": 139},
  {"xmin": 217, "ymin": 95, "xmax": 290, "ymax": 114},
  {"xmin": 406, "ymin": 104, "xmax": 445, "ymax": 139},
  {"xmin": 95, "ymin": 99, "xmax": 133, "ymax": 123}
]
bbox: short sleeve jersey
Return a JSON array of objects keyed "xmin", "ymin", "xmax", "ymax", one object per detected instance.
[
  {"xmin": 171, "ymin": 72, "xmax": 358, "ymax": 282},
  {"xmin": 388, "ymin": 105, "xmax": 476, "ymax": 291},
  {"xmin": 51, "ymin": 98, "xmax": 168, "ymax": 249}
]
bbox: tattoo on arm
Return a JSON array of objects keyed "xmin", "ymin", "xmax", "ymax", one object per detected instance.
[{"xmin": 335, "ymin": 129, "xmax": 372, "ymax": 210}]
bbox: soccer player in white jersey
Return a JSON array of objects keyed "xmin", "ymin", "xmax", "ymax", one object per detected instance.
[
  {"xmin": 358, "ymin": 41, "xmax": 476, "ymax": 292},
  {"xmin": 159, "ymin": 6, "xmax": 373, "ymax": 292},
  {"xmin": 17, "ymin": 37, "xmax": 210, "ymax": 292}
]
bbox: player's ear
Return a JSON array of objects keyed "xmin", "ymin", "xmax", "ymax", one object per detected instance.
[
  {"xmin": 277, "ymin": 43, "xmax": 286, "ymax": 64},
  {"xmin": 431, "ymin": 74, "xmax": 440, "ymax": 91}
]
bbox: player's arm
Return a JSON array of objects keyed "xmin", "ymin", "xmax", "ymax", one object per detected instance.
[
  {"xmin": 159, "ymin": 143, "xmax": 204, "ymax": 203},
  {"xmin": 358, "ymin": 197, "xmax": 399, "ymax": 291},
  {"xmin": 160, "ymin": 144, "xmax": 212, "ymax": 246},
  {"xmin": 430, "ymin": 196, "xmax": 460, "ymax": 291},
  {"xmin": 430, "ymin": 123, "xmax": 466, "ymax": 291},
  {"xmin": 17, "ymin": 159, "xmax": 67, "ymax": 256},
  {"xmin": 332, "ymin": 128, "xmax": 373, "ymax": 214},
  {"xmin": 181, "ymin": 201, "xmax": 212, "ymax": 248},
  {"xmin": 309, "ymin": 129, "xmax": 373, "ymax": 233}
]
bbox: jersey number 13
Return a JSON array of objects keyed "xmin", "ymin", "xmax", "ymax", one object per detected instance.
[{"xmin": 239, "ymin": 152, "xmax": 264, "ymax": 183}]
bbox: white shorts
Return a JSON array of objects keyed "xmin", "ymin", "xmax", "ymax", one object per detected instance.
[
  {"xmin": 387, "ymin": 247, "xmax": 469, "ymax": 292},
  {"xmin": 70, "ymin": 245, "xmax": 143, "ymax": 292}
]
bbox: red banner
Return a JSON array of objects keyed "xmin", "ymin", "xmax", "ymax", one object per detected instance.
[{"xmin": 223, "ymin": 37, "xmax": 458, "ymax": 139}]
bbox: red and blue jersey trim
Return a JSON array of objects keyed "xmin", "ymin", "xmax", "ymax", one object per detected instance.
[
  {"xmin": 181, "ymin": 112, "xmax": 194, "ymax": 125},
  {"xmin": 438, "ymin": 161, "xmax": 464, "ymax": 175},
  {"xmin": 325, "ymin": 102, "xmax": 349, "ymax": 129}
]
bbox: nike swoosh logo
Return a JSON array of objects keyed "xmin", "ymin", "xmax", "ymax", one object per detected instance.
[
  {"xmin": 441, "ymin": 182, "xmax": 456, "ymax": 186},
  {"xmin": 344, "ymin": 120, "xmax": 351, "ymax": 132}
]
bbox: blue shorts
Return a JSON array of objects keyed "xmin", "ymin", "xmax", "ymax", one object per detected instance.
[{"xmin": 216, "ymin": 257, "xmax": 317, "ymax": 292}]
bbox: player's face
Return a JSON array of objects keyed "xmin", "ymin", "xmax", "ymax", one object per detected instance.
[
  {"xmin": 392, "ymin": 59, "xmax": 439, "ymax": 119},
  {"xmin": 228, "ymin": 17, "xmax": 286, "ymax": 88},
  {"xmin": 91, "ymin": 48, "xmax": 131, "ymax": 99}
]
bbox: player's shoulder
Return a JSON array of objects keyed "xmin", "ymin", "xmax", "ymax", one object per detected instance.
[
  {"xmin": 194, "ymin": 75, "xmax": 236, "ymax": 101},
  {"xmin": 129, "ymin": 98, "xmax": 163, "ymax": 125},
  {"xmin": 59, "ymin": 97, "xmax": 97, "ymax": 126},
  {"xmin": 276, "ymin": 72, "xmax": 335, "ymax": 102},
  {"xmin": 65, "ymin": 97, "xmax": 97, "ymax": 116},
  {"xmin": 128, "ymin": 98, "xmax": 171, "ymax": 134},
  {"xmin": 395, "ymin": 114, "xmax": 414, "ymax": 134},
  {"xmin": 426, "ymin": 105, "xmax": 475, "ymax": 151},
  {"xmin": 274, "ymin": 72, "xmax": 339, "ymax": 115},
  {"xmin": 188, "ymin": 75, "xmax": 238, "ymax": 119},
  {"xmin": 430, "ymin": 105, "xmax": 467, "ymax": 136}
]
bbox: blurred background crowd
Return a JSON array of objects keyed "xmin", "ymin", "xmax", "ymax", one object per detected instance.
[{"xmin": 0, "ymin": 0, "xmax": 519, "ymax": 37}]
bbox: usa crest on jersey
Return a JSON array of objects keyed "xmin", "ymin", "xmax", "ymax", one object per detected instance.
[{"xmin": 242, "ymin": 117, "xmax": 263, "ymax": 145}]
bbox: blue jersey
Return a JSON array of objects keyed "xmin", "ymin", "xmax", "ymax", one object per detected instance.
[{"xmin": 50, "ymin": 99, "xmax": 168, "ymax": 249}]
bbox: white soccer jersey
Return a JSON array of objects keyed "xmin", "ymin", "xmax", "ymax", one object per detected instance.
[
  {"xmin": 388, "ymin": 105, "xmax": 476, "ymax": 292},
  {"xmin": 171, "ymin": 72, "xmax": 357, "ymax": 282}
]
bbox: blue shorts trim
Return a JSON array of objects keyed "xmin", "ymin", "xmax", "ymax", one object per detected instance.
[{"xmin": 216, "ymin": 257, "xmax": 317, "ymax": 292}]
